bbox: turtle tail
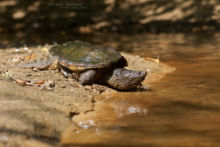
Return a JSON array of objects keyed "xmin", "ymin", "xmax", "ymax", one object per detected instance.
[{"xmin": 19, "ymin": 55, "xmax": 58, "ymax": 70}]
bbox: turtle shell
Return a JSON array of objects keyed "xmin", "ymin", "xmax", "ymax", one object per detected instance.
[{"xmin": 49, "ymin": 40, "xmax": 123, "ymax": 71}]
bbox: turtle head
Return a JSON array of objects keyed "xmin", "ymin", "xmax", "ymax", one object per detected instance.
[{"xmin": 107, "ymin": 68, "xmax": 147, "ymax": 90}]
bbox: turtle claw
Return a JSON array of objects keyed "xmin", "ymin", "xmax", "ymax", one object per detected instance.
[{"xmin": 137, "ymin": 84, "xmax": 150, "ymax": 91}]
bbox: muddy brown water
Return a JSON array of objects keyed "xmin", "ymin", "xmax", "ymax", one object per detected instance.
[{"xmin": 62, "ymin": 32, "xmax": 220, "ymax": 147}]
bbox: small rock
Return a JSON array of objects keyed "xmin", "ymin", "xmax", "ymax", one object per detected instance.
[
  {"xmin": 23, "ymin": 47, "xmax": 29, "ymax": 51},
  {"xmin": 33, "ymin": 68, "xmax": 38, "ymax": 72},
  {"xmin": 48, "ymin": 80, "xmax": 55, "ymax": 87},
  {"xmin": 137, "ymin": 85, "xmax": 150, "ymax": 91},
  {"xmin": 15, "ymin": 48, "xmax": 20, "ymax": 52},
  {"xmin": 39, "ymin": 80, "xmax": 55, "ymax": 91},
  {"xmin": 61, "ymin": 85, "xmax": 66, "ymax": 88},
  {"xmin": 11, "ymin": 58, "xmax": 20, "ymax": 62}
]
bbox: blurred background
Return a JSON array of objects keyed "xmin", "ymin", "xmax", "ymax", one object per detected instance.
[{"xmin": 0, "ymin": 0, "xmax": 220, "ymax": 47}]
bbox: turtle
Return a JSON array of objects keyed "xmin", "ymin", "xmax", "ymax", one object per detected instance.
[{"xmin": 22, "ymin": 40, "xmax": 147, "ymax": 90}]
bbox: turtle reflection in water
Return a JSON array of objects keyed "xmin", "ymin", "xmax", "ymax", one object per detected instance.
[{"xmin": 23, "ymin": 40, "xmax": 147, "ymax": 90}]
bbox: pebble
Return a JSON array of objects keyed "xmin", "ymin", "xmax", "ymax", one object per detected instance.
[
  {"xmin": 15, "ymin": 48, "xmax": 20, "ymax": 52},
  {"xmin": 48, "ymin": 80, "xmax": 55, "ymax": 87},
  {"xmin": 61, "ymin": 85, "xmax": 66, "ymax": 88},
  {"xmin": 11, "ymin": 58, "xmax": 20, "ymax": 62},
  {"xmin": 23, "ymin": 47, "xmax": 29, "ymax": 51},
  {"xmin": 33, "ymin": 68, "xmax": 38, "ymax": 72},
  {"xmin": 39, "ymin": 80, "xmax": 55, "ymax": 91}
]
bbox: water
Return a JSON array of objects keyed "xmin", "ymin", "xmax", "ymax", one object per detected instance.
[{"xmin": 62, "ymin": 32, "xmax": 220, "ymax": 146}]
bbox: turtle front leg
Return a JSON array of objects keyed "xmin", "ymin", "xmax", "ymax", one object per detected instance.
[{"xmin": 79, "ymin": 70, "xmax": 96, "ymax": 85}]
